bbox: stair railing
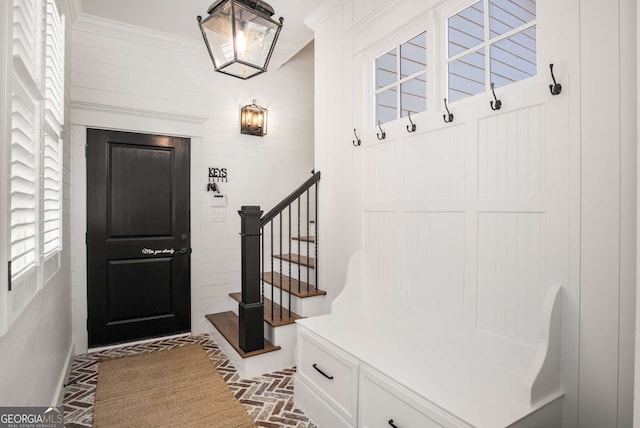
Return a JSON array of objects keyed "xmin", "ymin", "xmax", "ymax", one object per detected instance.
[{"xmin": 238, "ymin": 171, "xmax": 320, "ymax": 353}]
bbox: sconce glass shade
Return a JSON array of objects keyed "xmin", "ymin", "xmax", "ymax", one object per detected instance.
[
  {"xmin": 241, "ymin": 100, "xmax": 267, "ymax": 136},
  {"xmin": 197, "ymin": 0, "xmax": 284, "ymax": 80}
]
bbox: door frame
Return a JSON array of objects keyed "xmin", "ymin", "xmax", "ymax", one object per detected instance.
[{"xmin": 70, "ymin": 106, "xmax": 207, "ymax": 354}]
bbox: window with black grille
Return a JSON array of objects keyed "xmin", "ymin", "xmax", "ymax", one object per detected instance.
[
  {"xmin": 374, "ymin": 32, "xmax": 427, "ymax": 125},
  {"xmin": 447, "ymin": 0, "xmax": 536, "ymax": 103}
]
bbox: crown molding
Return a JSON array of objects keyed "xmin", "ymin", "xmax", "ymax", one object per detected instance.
[
  {"xmin": 71, "ymin": 100, "xmax": 208, "ymax": 124},
  {"xmin": 63, "ymin": 0, "xmax": 82, "ymax": 24},
  {"xmin": 73, "ymin": 14, "xmax": 202, "ymax": 56},
  {"xmin": 304, "ymin": 0, "xmax": 349, "ymax": 31}
]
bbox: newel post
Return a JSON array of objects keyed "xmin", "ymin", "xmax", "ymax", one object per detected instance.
[{"xmin": 238, "ymin": 205, "xmax": 264, "ymax": 352}]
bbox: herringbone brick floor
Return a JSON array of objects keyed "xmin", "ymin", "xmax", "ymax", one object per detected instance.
[{"xmin": 62, "ymin": 334, "xmax": 317, "ymax": 427}]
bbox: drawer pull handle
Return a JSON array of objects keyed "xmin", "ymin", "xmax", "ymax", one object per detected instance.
[
  {"xmin": 312, "ymin": 363, "xmax": 334, "ymax": 380},
  {"xmin": 388, "ymin": 419, "xmax": 399, "ymax": 428}
]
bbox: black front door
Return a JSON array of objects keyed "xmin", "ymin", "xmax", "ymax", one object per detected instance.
[{"xmin": 87, "ymin": 129, "xmax": 191, "ymax": 347}]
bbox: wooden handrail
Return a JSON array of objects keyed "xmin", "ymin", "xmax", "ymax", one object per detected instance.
[{"xmin": 260, "ymin": 171, "xmax": 321, "ymax": 227}]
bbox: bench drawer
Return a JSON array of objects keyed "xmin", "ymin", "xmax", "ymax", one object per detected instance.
[
  {"xmin": 360, "ymin": 367, "xmax": 448, "ymax": 428},
  {"xmin": 297, "ymin": 328, "xmax": 359, "ymax": 425}
]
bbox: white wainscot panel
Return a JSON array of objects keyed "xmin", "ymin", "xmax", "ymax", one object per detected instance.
[
  {"xmin": 363, "ymin": 211, "xmax": 397, "ymax": 303},
  {"xmin": 404, "ymin": 127, "xmax": 464, "ymax": 200},
  {"xmin": 478, "ymin": 105, "xmax": 545, "ymax": 196},
  {"xmin": 404, "ymin": 212, "xmax": 466, "ymax": 321},
  {"xmin": 477, "ymin": 212, "xmax": 547, "ymax": 346},
  {"xmin": 363, "ymin": 141, "xmax": 397, "ymax": 202}
]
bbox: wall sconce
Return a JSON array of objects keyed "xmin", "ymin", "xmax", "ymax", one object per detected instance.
[
  {"xmin": 197, "ymin": 0, "xmax": 284, "ymax": 80},
  {"xmin": 241, "ymin": 100, "xmax": 267, "ymax": 136}
]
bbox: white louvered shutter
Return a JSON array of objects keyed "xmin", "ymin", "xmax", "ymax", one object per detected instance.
[
  {"xmin": 42, "ymin": 133, "xmax": 60, "ymax": 255},
  {"xmin": 42, "ymin": 0, "xmax": 64, "ymax": 255},
  {"xmin": 44, "ymin": 0, "xmax": 63, "ymax": 127},
  {"xmin": 12, "ymin": 0, "xmax": 39, "ymax": 81},
  {"xmin": 10, "ymin": 0, "xmax": 41, "ymax": 278}
]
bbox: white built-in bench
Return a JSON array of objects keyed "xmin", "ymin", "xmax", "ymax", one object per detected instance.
[{"xmin": 295, "ymin": 252, "xmax": 564, "ymax": 428}]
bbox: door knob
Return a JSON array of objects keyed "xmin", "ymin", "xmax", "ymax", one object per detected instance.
[{"xmin": 180, "ymin": 234, "xmax": 188, "ymax": 241}]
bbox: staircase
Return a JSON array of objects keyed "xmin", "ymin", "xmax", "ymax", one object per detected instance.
[{"xmin": 205, "ymin": 172, "xmax": 323, "ymax": 379}]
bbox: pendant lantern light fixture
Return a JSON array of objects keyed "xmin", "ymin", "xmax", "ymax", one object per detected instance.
[{"xmin": 197, "ymin": 0, "xmax": 284, "ymax": 79}]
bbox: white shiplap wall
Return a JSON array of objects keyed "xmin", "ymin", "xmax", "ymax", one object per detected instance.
[{"xmin": 69, "ymin": 15, "xmax": 314, "ymax": 351}]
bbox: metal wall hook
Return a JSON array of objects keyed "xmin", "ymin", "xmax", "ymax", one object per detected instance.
[
  {"xmin": 406, "ymin": 112, "xmax": 416, "ymax": 133},
  {"xmin": 352, "ymin": 128, "xmax": 361, "ymax": 146},
  {"xmin": 549, "ymin": 63, "xmax": 562, "ymax": 96},
  {"xmin": 490, "ymin": 83, "xmax": 502, "ymax": 110},
  {"xmin": 443, "ymin": 98, "xmax": 454, "ymax": 123},
  {"xmin": 376, "ymin": 121, "xmax": 386, "ymax": 140}
]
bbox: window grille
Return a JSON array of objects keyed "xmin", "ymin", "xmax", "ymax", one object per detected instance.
[
  {"xmin": 447, "ymin": 0, "xmax": 536, "ymax": 103},
  {"xmin": 374, "ymin": 32, "xmax": 427, "ymax": 124}
]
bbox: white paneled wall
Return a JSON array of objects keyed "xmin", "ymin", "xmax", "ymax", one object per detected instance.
[
  {"xmin": 309, "ymin": 0, "xmax": 635, "ymax": 426},
  {"xmin": 69, "ymin": 15, "xmax": 314, "ymax": 349},
  {"xmin": 362, "ymin": 211, "xmax": 396, "ymax": 302},
  {"xmin": 360, "ymin": 106, "xmax": 551, "ymax": 341},
  {"xmin": 404, "ymin": 212, "xmax": 465, "ymax": 319},
  {"xmin": 477, "ymin": 212, "xmax": 546, "ymax": 346},
  {"xmin": 404, "ymin": 127, "xmax": 464, "ymax": 200},
  {"xmin": 478, "ymin": 106, "xmax": 545, "ymax": 197},
  {"xmin": 363, "ymin": 141, "xmax": 396, "ymax": 202}
]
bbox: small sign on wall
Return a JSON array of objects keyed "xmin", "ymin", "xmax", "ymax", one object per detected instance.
[
  {"xmin": 209, "ymin": 167, "xmax": 228, "ymax": 182},
  {"xmin": 210, "ymin": 193, "xmax": 227, "ymax": 206}
]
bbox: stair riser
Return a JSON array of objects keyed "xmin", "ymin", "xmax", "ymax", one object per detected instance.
[
  {"xmin": 263, "ymin": 285, "xmax": 302, "ymax": 313},
  {"xmin": 267, "ymin": 289, "xmax": 325, "ymax": 318},
  {"xmin": 261, "ymin": 219, "xmax": 316, "ymax": 246},
  {"xmin": 229, "ymin": 287, "xmax": 324, "ymax": 320},
  {"xmin": 227, "ymin": 298, "xmax": 300, "ymax": 348},
  {"xmin": 265, "ymin": 265, "xmax": 316, "ymax": 286},
  {"xmin": 263, "ymin": 285, "xmax": 296, "ymax": 312},
  {"xmin": 265, "ymin": 323, "xmax": 297, "ymax": 349},
  {"xmin": 262, "ymin": 241, "xmax": 316, "ymax": 261},
  {"xmin": 262, "ymin": 259, "xmax": 316, "ymax": 277},
  {"xmin": 207, "ymin": 323, "xmax": 294, "ymax": 379},
  {"xmin": 229, "ymin": 304, "xmax": 282, "ymax": 341}
]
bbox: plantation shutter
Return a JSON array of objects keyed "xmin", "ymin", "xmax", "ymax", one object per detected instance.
[
  {"xmin": 12, "ymin": 0, "xmax": 39, "ymax": 80},
  {"xmin": 42, "ymin": 133, "xmax": 60, "ymax": 255},
  {"xmin": 43, "ymin": 0, "xmax": 64, "ymax": 255},
  {"xmin": 10, "ymin": 0, "xmax": 41, "ymax": 278},
  {"xmin": 44, "ymin": 0, "xmax": 63, "ymax": 127},
  {"xmin": 10, "ymin": 87, "xmax": 38, "ymax": 276}
]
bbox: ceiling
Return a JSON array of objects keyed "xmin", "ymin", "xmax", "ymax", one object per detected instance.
[{"xmin": 79, "ymin": 0, "xmax": 317, "ymax": 68}]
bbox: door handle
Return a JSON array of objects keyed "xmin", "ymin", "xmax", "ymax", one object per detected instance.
[{"xmin": 180, "ymin": 234, "xmax": 188, "ymax": 241}]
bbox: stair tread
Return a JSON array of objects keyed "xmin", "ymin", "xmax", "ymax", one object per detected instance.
[
  {"xmin": 229, "ymin": 293, "xmax": 302, "ymax": 327},
  {"xmin": 273, "ymin": 253, "xmax": 315, "ymax": 268},
  {"xmin": 205, "ymin": 311, "xmax": 281, "ymax": 358},
  {"xmin": 262, "ymin": 272, "xmax": 326, "ymax": 298},
  {"xmin": 292, "ymin": 236, "xmax": 315, "ymax": 243}
]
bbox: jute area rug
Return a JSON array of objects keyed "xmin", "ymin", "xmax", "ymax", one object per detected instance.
[{"xmin": 93, "ymin": 344, "xmax": 255, "ymax": 427}]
